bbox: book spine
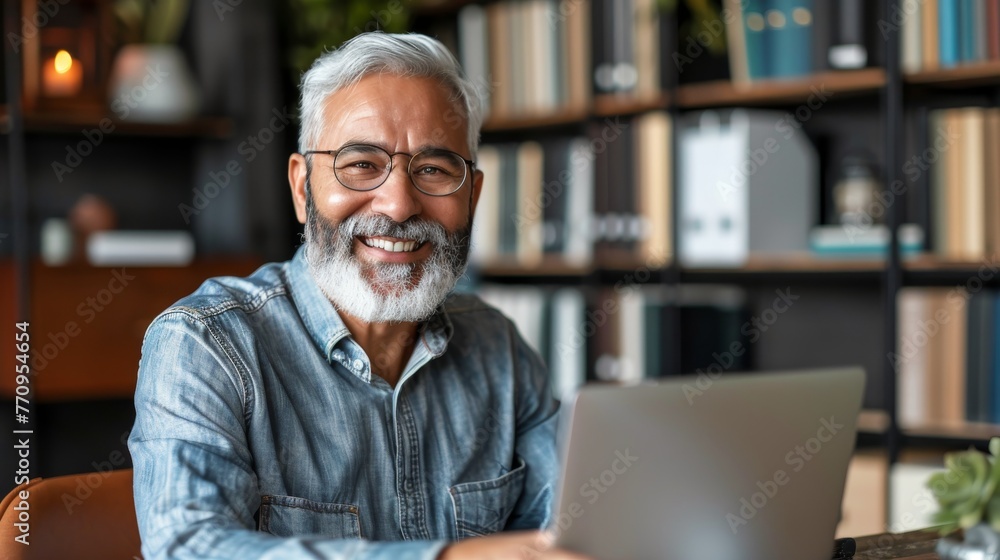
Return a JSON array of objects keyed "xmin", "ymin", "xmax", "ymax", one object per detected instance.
[
  {"xmin": 768, "ymin": 0, "xmax": 813, "ymax": 78},
  {"xmin": 939, "ymin": 0, "xmax": 960, "ymax": 67},
  {"xmin": 743, "ymin": 0, "xmax": 770, "ymax": 79}
]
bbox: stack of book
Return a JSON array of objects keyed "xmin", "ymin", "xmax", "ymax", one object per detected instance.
[
  {"xmin": 896, "ymin": 287, "xmax": 1000, "ymax": 427},
  {"xmin": 929, "ymin": 107, "xmax": 1000, "ymax": 261},
  {"xmin": 722, "ymin": 0, "xmax": 874, "ymax": 83},
  {"xmin": 591, "ymin": 0, "xmax": 674, "ymax": 98},
  {"xmin": 901, "ymin": 0, "xmax": 1000, "ymax": 73},
  {"xmin": 477, "ymin": 284, "xmax": 752, "ymax": 402},
  {"xmin": 471, "ymin": 112, "xmax": 672, "ymax": 269},
  {"xmin": 457, "ymin": 0, "xmax": 590, "ymax": 120}
]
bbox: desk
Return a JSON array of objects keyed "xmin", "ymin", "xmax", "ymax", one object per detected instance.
[{"xmin": 855, "ymin": 529, "xmax": 941, "ymax": 559}]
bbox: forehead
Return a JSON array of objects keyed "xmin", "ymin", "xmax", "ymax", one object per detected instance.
[{"xmin": 318, "ymin": 74, "xmax": 469, "ymax": 152}]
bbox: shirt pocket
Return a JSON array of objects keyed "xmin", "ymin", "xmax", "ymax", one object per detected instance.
[
  {"xmin": 258, "ymin": 495, "xmax": 362, "ymax": 539},
  {"xmin": 448, "ymin": 456, "xmax": 527, "ymax": 540}
]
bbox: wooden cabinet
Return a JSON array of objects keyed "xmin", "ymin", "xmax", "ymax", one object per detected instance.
[{"xmin": 1, "ymin": 260, "xmax": 260, "ymax": 401}]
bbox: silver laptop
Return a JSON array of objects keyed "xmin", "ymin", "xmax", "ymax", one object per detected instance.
[{"xmin": 552, "ymin": 367, "xmax": 866, "ymax": 560}]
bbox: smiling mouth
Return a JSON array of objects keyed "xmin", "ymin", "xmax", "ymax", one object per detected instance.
[{"xmin": 359, "ymin": 236, "xmax": 425, "ymax": 253}]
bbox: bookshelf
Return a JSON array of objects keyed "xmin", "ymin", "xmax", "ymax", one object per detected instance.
[
  {"xmin": 0, "ymin": 0, "xmax": 290, "ymax": 484},
  {"xmin": 0, "ymin": 108, "xmax": 233, "ymax": 139},
  {"xmin": 410, "ymin": 0, "xmax": 1000, "ymax": 490}
]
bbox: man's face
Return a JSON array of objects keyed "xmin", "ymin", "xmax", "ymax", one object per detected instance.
[{"xmin": 288, "ymin": 74, "xmax": 483, "ymax": 323}]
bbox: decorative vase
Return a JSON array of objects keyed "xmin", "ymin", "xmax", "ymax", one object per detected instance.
[
  {"xmin": 107, "ymin": 44, "xmax": 200, "ymax": 123},
  {"xmin": 937, "ymin": 524, "xmax": 1000, "ymax": 560}
]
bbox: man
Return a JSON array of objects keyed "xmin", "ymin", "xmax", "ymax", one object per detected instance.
[{"xmin": 129, "ymin": 32, "xmax": 589, "ymax": 560}]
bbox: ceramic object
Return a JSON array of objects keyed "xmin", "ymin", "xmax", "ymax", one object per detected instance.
[{"xmin": 107, "ymin": 44, "xmax": 200, "ymax": 122}]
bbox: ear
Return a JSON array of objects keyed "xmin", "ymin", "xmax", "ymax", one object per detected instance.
[
  {"xmin": 289, "ymin": 153, "xmax": 308, "ymax": 224},
  {"xmin": 468, "ymin": 168, "xmax": 484, "ymax": 218}
]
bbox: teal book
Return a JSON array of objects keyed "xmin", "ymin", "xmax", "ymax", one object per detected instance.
[
  {"xmin": 967, "ymin": 291, "xmax": 994, "ymax": 422},
  {"xmin": 744, "ymin": 0, "xmax": 770, "ymax": 79},
  {"xmin": 992, "ymin": 293, "xmax": 1000, "ymax": 423},
  {"xmin": 940, "ymin": 0, "xmax": 960, "ymax": 66},
  {"xmin": 960, "ymin": 0, "xmax": 977, "ymax": 62},
  {"xmin": 769, "ymin": 0, "xmax": 814, "ymax": 78}
]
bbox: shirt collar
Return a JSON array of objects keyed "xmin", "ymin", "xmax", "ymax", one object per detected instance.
[{"xmin": 286, "ymin": 246, "xmax": 455, "ymax": 376}]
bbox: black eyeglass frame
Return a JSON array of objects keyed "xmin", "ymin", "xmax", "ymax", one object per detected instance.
[{"xmin": 303, "ymin": 144, "xmax": 477, "ymax": 197}]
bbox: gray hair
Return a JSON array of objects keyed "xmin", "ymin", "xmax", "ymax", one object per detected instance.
[{"xmin": 297, "ymin": 32, "xmax": 486, "ymax": 156}]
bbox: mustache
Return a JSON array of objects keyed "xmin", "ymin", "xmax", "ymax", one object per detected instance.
[{"xmin": 336, "ymin": 214, "xmax": 448, "ymax": 245}]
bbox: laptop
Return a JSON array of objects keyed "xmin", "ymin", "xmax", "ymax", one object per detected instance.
[{"xmin": 552, "ymin": 366, "xmax": 866, "ymax": 560}]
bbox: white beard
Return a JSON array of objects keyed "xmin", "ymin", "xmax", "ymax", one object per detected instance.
[{"xmin": 303, "ymin": 202, "xmax": 471, "ymax": 324}]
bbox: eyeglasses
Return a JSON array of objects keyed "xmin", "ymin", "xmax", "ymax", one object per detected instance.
[{"xmin": 304, "ymin": 144, "xmax": 475, "ymax": 197}]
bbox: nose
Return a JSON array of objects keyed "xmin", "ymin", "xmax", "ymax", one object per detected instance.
[{"xmin": 369, "ymin": 156, "xmax": 422, "ymax": 223}]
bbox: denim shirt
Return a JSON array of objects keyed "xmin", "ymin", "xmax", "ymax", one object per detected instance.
[{"xmin": 129, "ymin": 247, "xmax": 559, "ymax": 560}]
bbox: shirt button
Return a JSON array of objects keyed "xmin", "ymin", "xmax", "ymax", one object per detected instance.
[
  {"xmin": 352, "ymin": 358, "xmax": 364, "ymax": 371},
  {"xmin": 332, "ymin": 350, "xmax": 345, "ymax": 361},
  {"xmin": 404, "ymin": 479, "xmax": 413, "ymax": 491}
]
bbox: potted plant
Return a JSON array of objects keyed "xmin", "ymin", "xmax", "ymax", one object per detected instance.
[
  {"xmin": 930, "ymin": 438, "xmax": 1000, "ymax": 560},
  {"xmin": 108, "ymin": 0, "xmax": 199, "ymax": 122}
]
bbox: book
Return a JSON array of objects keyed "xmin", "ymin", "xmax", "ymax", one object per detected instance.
[
  {"xmin": 470, "ymin": 146, "xmax": 501, "ymax": 265},
  {"xmin": 86, "ymin": 231, "xmax": 195, "ymax": 266},
  {"xmin": 901, "ymin": 0, "xmax": 923, "ymax": 73},
  {"xmin": 960, "ymin": 107, "xmax": 986, "ymax": 260},
  {"xmin": 724, "ymin": 0, "xmax": 750, "ymax": 84},
  {"xmin": 768, "ymin": 0, "xmax": 814, "ymax": 79},
  {"xmin": 922, "ymin": 0, "xmax": 941, "ymax": 69},
  {"xmin": 743, "ymin": 0, "xmax": 769, "ymax": 79},
  {"xmin": 636, "ymin": 111, "xmax": 672, "ymax": 266},
  {"xmin": 516, "ymin": 141, "xmax": 544, "ymax": 267},
  {"xmin": 457, "ymin": 4, "xmax": 490, "ymax": 117},
  {"xmin": 939, "ymin": 0, "xmax": 960, "ymax": 67}
]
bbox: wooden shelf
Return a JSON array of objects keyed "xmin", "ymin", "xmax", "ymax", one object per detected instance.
[
  {"xmin": 482, "ymin": 106, "xmax": 589, "ymax": 132},
  {"xmin": 905, "ymin": 60, "xmax": 1000, "ymax": 87},
  {"xmin": 902, "ymin": 421, "xmax": 1000, "ymax": 449},
  {"xmin": 0, "ymin": 106, "xmax": 233, "ymax": 138},
  {"xmin": 675, "ymin": 68, "xmax": 886, "ymax": 108},
  {"xmin": 680, "ymin": 254, "xmax": 885, "ymax": 284},
  {"xmin": 476, "ymin": 255, "xmax": 671, "ymax": 284},
  {"xmin": 477, "ymin": 259, "xmax": 594, "ymax": 278},
  {"xmin": 593, "ymin": 93, "xmax": 670, "ymax": 117},
  {"xmin": 902, "ymin": 256, "xmax": 1000, "ymax": 286},
  {"xmin": 683, "ymin": 254, "xmax": 885, "ymax": 272}
]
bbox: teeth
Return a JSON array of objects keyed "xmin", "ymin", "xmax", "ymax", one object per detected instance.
[{"xmin": 363, "ymin": 238, "xmax": 419, "ymax": 252}]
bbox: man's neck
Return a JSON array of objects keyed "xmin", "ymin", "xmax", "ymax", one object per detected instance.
[{"xmin": 339, "ymin": 312, "xmax": 419, "ymax": 388}]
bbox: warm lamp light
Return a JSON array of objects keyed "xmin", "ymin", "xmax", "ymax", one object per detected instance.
[{"xmin": 43, "ymin": 49, "xmax": 83, "ymax": 97}]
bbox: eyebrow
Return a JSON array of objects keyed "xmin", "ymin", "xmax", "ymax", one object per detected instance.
[{"xmin": 339, "ymin": 138, "xmax": 465, "ymax": 155}]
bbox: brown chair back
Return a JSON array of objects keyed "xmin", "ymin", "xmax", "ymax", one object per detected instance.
[{"xmin": 0, "ymin": 469, "xmax": 141, "ymax": 559}]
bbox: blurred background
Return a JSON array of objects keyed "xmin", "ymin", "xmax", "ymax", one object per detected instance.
[{"xmin": 2, "ymin": 0, "xmax": 999, "ymax": 539}]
